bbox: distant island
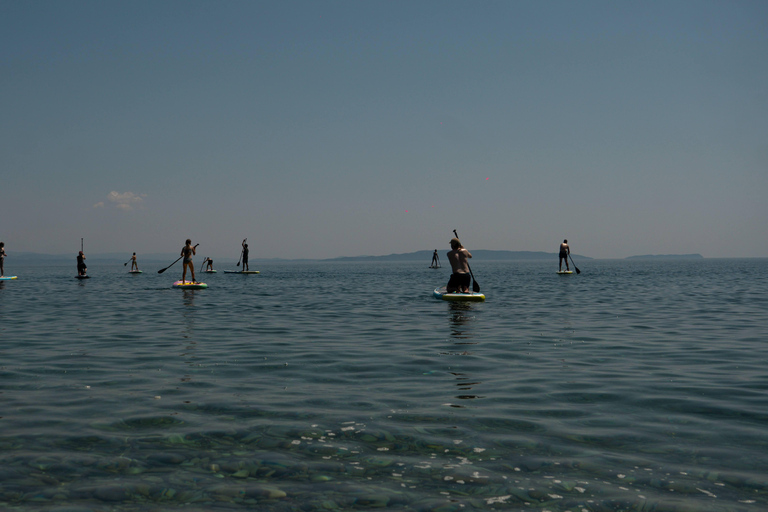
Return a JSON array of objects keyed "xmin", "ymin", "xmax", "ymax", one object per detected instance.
[
  {"xmin": 328, "ymin": 250, "xmax": 592, "ymax": 262},
  {"xmin": 625, "ymin": 254, "xmax": 703, "ymax": 260}
]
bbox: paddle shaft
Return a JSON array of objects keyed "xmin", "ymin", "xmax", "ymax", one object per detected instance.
[
  {"xmin": 569, "ymin": 254, "xmax": 581, "ymax": 274},
  {"xmin": 452, "ymin": 229, "xmax": 480, "ymax": 293},
  {"xmin": 158, "ymin": 244, "xmax": 198, "ymax": 274}
]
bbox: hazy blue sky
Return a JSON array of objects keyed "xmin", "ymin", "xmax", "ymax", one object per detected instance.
[{"xmin": 2, "ymin": 0, "xmax": 766, "ymax": 259}]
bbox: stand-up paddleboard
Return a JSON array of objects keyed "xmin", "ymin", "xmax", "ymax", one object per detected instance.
[
  {"xmin": 0, "ymin": 276, "xmax": 17, "ymax": 280},
  {"xmin": 433, "ymin": 287, "xmax": 485, "ymax": 302},
  {"xmin": 203, "ymin": 270, "xmax": 217, "ymax": 273},
  {"xmin": 557, "ymin": 271, "xmax": 574, "ymax": 275},
  {"xmin": 128, "ymin": 270, "xmax": 143, "ymax": 274},
  {"xmin": 172, "ymin": 281, "xmax": 207, "ymax": 289},
  {"xmin": 75, "ymin": 275, "xmax": 90, "ymax": 279},
  {"xmin": 224, "ymin": 270, "xmax": 260, "ymax": 274},
  {"xmin": 429, "ymin": 266, "xmax": 441, "ymax": 269}
]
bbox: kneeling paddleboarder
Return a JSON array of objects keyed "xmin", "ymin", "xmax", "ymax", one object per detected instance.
[{"xmin": 446, "ymin": 238, "xmax": 472, "ymax": 293}]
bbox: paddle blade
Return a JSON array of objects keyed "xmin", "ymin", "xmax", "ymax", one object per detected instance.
[
  {"xmin": 472, "ymin": 280, "xmax": 480, "ymax": 293},
  {"xmin": 157, "ymin": 267, "xmax": 167, "ymax": 274},
  {"xmin": 574, "ymin": 267, "xmax": 581, "ymax": 274}
]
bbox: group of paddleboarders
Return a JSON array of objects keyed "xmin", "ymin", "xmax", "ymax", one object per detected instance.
[
  {"xmin": 3, "ymin": 236, "xmax": 574, "ymax": 289},
  {"xmin": 62, "ymin": 238, "xmax": 251, "ymax": 283},
  {"xmin": 441, "ymin": 237, "xmax": 577, "ymax": 293}
]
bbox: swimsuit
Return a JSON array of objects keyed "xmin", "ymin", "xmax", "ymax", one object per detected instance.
[{"xmin": 447, "ymin": 272, "xmax": 471, "ymax": 291}]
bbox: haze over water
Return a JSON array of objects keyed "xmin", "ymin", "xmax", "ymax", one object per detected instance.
[{"xmin": 1, "ymin": 258, "xmax": 767, "ymax": 511}]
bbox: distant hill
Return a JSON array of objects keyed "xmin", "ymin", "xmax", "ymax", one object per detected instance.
[
  {"xmin": 328, "ymin": 250, "xmax": 592, "ymax": 262},
  {"xmin": 625, "ymin": 254, "xmax": 703, "ymax": 260}
]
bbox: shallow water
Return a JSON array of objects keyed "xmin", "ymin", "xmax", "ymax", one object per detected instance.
[{"xmin": 1, "ymin": 259, "xmax": 767, "ymax": 511}]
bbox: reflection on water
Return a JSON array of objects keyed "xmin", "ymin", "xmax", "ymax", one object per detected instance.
[
  {"xmin": 448, "ymin": 302, "xmax": 476, "ymax": 342},
  {"xmin": 443, "ymin": 302, "xmax": 484, "ymax": 408},
  {"xmin": 181, "ymin": 289, "xmax": 196, "ymax": 307},
  {"xmin": 180, "ymin": 289, "xmax": 197, "ymax": 339}
]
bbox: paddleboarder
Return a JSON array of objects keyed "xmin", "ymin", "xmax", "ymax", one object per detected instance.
[
  {"xmin": 446, "ymin": 238, "xmax": 472, "ymax": 293},
  {"xmin": 241, "ymin": 239, "xmax": 249, "ymax": 271},
  {"xmin": 559, "ymin": 239, "xmax": 570, "ymax": 272},
  {"xmin": 77, "ymin": 250, "xmax": 87, "ymax": 276},
  {"xmin": 130, "ymin": 252, "xmax": 139, "ymax": 271},
  {"xmin": 181, "ymin": 239, "xmax": 197, "ymax": 284},
  {"xmin": 205, "ymin": 258, "xmax": 214, "ymax": 271},
  {"xmin": 431, "ymin": 249, "xmax": 440, "ymax": 268},
  {"xmin": 0, "ymin": 242, "xmax": 6, "ymax": 277}
]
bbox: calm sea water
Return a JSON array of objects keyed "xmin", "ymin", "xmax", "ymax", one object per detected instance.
[{"xmin": 1, "ymin": 258, "xmax": 767, "ymax": 511}]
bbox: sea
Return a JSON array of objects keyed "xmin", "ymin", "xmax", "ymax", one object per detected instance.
[{"xmin": 0, "ymin": 258, "xmax": 766, "ymax": 512}]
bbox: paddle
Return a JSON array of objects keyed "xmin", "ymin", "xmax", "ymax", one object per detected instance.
[
  {"xmin": 158, "ymin": 244, "xmax": 198, "ymax": 274},
  {"xmin": 123, "ymin": 258, "xmax": 132, "ymax": 266},
  {"xmin": 158, "ymin": 256, "xmax": 182, "ymax": 274},
  {"xmin": 200, "ymin": 258, "xmax": 208, "ymax": 273},
  {"xmin": 569, "ymin": 254, "xmax": 581, "ymax": 274},
  {"xmin": 236, "ymin": 238, "xmax": 246, "ymax": 269},
  {"xmin": 452, "ymin": 229, "xmax": 480, "ymax": 293}
]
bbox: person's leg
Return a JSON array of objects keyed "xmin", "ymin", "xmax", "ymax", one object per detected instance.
[
  {"xmin": 446, "ymin": 274, "xmax": 458, "ymax": 293},
  {"xmin": 461, "ymin": 274, "xmax": 471, "ymax": 293}
]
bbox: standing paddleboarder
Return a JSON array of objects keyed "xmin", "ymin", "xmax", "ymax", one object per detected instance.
[
  {"xmin": 77, "ymin": 250, "xmax": 87, "ymax": 276},
  {"xmin": 130, "ymin": 252, "xmax": 139, "ymax": 271},
  {"xmin": 0, "ymin": 242, "xmax": 6, "ymax": 277},
  {"xmin": 241, "ymin": 239, "xmax": 249, "ymax": 271},
  {"xmin": 181, "ymin": 239, "xmax": 197, "ymax": 283},
  {"xmin": 430, "ymin": 249, "xmax": 440, "ymax": 268},
  {"xmin": 446, "ymin": 238, "xmax": 472, "ymax": 293},
  {"xmin": 559, "ymin": 239, "xmax": 571, "ymax": 272}
]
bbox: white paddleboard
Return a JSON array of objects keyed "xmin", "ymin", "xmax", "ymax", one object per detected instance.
[
  {"xmin": 224, "ymin": 270, "xmax": 260, "ymax": 274},
  {"xmin": 433, "ymin": 287, "xmax": 485, "ymax": 302}
]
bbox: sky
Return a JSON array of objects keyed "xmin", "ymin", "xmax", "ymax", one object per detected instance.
[{"xmin": 1, "ymin": 0, "xmax": 766, "ymax": 260}]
